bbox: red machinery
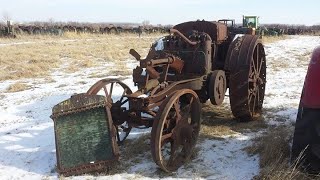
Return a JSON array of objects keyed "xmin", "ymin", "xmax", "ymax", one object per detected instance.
[{"xmin": 292, "ymin": 46, "xmax": 320, "ymax": 173}]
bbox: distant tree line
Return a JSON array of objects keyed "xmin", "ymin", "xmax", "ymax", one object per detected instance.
[{"xmin": 0, "ymin": 20, "xmax": 172, "ymax": 36}]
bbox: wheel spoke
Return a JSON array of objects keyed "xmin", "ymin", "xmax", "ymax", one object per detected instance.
[
  {"xmin": 252, "ymin": 58, "xmax": 257, "ymax": 74},
  {"xmin": 161, "ymin": 133, "xmax": 172, "ymax": 146},
  {"xmin": 103, "ymin": 85, "xmax": 109, "ymax": 97},
  {"xmin": 109, "ymin": 82, "xmax": 114, "ymax": 97},
  {"xmin": 248, "ymin": 90, "xmax": 254, "ymax": 103},
  {"xmin": 119, "ymin": 88, "xmax": 127, "ymax": 102},
  {"xmin": 167, "ymin": 142, "xmax": 178, "ymax": 167},
  {"xmin": 256, "ymin": 45, "xmax": 259, "ymax": 70},
  {"xmin": 114, "ymin": 125, "xmax": 121, "ymax": 142},
  {"xmin": 173, "ymin": 101, "xmax": 181, "ymax": 122},
  {"xmin": 87, "ymin": 79, "xmax": 132, "ymax": 144},
  {"xmin": 188, "ymin": 97, "xmax": 194, "ymax": 112},
  {"xmin": 252, "ymin": 91, "xmax": 257, "ymax": 115},
  {"xmin": 257, "ymin": 77, "xmax": 264, "ymax": 85},
  {"xmin": 151, "ymin": 90, "xmax": 200, "ymax": 172},
  {"xmin": 257, "ymin": 86, "xmax": 260, "ymax": 106},
  {"xmin": 258, "ymin": 57, "xmax": 264, "ymax": 75},
  {"xmin": 249, "ymin": 69, "xmax": 255, "ymax": 78},
  {"xmin": 182, "ymin": 103, "xmax": 194, "ymax": 123},
  {"xmin": 120, "ymin": 98, "xmax": 129, "ymax": 106}
]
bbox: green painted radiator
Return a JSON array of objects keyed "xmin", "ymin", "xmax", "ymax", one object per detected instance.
[{"xmin": 51, "ymin": 94, "xmax": 118, "ymax": 176}]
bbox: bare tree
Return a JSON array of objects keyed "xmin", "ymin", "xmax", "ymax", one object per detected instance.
[
  {"xmin": 48, "ymin": 18, "xmax": 55, "ymax": 26},
  {"xmin": 2, "ymin": 11, "xmax": 11, "ymax": 22},
  {"xmin": 142, "ymin": 20, "xmax": 150, "ymax": 27}
]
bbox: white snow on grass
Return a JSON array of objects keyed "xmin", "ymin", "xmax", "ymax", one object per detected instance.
[
  {"xmin": 263, "ymin": 35, "xmax": 320, "ymax": 125},
  {"xmin": 0, "ymin": 35, "xmax": 319, "ymax": 179}
]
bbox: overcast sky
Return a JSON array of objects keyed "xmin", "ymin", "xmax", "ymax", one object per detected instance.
[{"xmin": 0, "ymin": 0, "xmax": 319, "ymax": 25}]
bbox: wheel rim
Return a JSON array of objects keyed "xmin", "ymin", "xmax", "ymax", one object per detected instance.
[
  {"xmin": 209, "ymin": 70, "xmax": 226, "ymax": 105},
  {"xmin": 87, "ymin": 79, "xmax": 132, "ymax": 143},
  {"xmin": 248, "ymin": 43, "xmax": 266, "ymax": 116},
  {"xmin": 151, "ymin": 89, "xmax": 201, "ymax": 172},
  {"xmin": 227, "ymin": 35, "xmax": 266, "ymax": 121}
]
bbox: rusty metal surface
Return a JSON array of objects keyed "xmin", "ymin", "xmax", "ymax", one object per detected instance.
[
  {"xmin": 173, "ymin": 20, "xmax": 227, "ymax": 43},
  {"xmin": 208, "ymin": 70, "xmax": 226, "ymax": 105},
  {"xmin": 86, "ymin": 79, "xmax": 133, "ymax": 143},
  {"xmin": 170, "ymin": 28, "xmax": 198, "ymax": 45},
  {"xmin": 54, "ymin": 21, "xmax": 269, "ymax": 174},
  {"xmin": 52, "ymin": 94, "xmax": 109, "ymax": 118},
  {"xmin": 150, "ymin": 89, "xmax": 201, "ymax": 172},
  {"xmin": 51, "ymin": 94, "xmax": 119, "ymax": 176},
  {"xmin": 226, "ymin": 35, "xmax": 266, "ymax": 121}
]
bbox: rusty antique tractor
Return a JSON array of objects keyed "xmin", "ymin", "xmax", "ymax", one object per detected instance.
[{"xmin": 51, "ymin": 20, "xmax": 266, "ymax": 176}]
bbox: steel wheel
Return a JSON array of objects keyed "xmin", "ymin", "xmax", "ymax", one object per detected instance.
[
  {"xmin": 87, "ymin": 79, "xmax": 132, "ymax": 143},
  {"xmin": 151, "ymin": 89, "xmax": 201, "ymax": 172},
  {"xmin": 226, "ymin": 35, "xmax": 266, "ymax": 121},
  {"xmin": 208, "ymin": 70, "xmax": 226, "ymax": 105}
]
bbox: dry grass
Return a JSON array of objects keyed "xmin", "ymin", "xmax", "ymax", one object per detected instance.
[
  {"xmin": 245, "ymin": 126, "xmax": 319, "ymax": 180},
  {"xmin": 106, "ymin": 134, "xmax": 151, "ymax": 175},
  {"xmin": 0, "ymin": 33, "xmax": 292, "ymax": 81},
  {"xmin": 5, "ymin": 82, "xmax": 31, "ymax": 92},
  {"xmin": 296, "ymin": 50, "xmax": 313, "ymax": 66},
  {"xmin": 0, "ymin": 33, "xmax": 163, "ymax": 81},
  {"xmin": 200, "ymin": 102, "xmax": 268, "ymax": 140},
  {"xmin": 262, "ymin": 35, "xmax": 289, "ymax": 44}
]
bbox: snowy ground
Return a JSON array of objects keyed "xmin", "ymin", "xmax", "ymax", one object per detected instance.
[{"xmin": 0, "ymin": 35, "xmax": 319, "ymax": 179}]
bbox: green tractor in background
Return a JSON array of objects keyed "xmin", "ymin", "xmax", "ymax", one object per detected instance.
[
  {"xmin": 219, "ymin": 16, "xmax": 263, "ymax": 36},
  {"xmin": 242, "ymin": 15, "xmax": 265, "ymax": 36},
  {"xmin": 243, "ymin": 15, "xmax": 259, "ymax": 29},
  {"xmin": 242, "ymin": 15, "xmax": 279, "ymax": 36}
]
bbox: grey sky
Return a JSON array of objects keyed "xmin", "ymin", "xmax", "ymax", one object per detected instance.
[{"xmin": 1, "ymin": 0, "xmax": 319, "ymax": 25}]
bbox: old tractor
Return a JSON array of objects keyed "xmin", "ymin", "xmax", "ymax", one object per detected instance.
[
  {"xmin": 51, "ymin": 20, "xmax": 266, "ymax": 176},
  {"xmin": 218, "ymin": 16, "xmax": 261, "ymax": 36},
  {"xmin": 243, "ymin": 15, "xmax": 259, "ymax": 29}
]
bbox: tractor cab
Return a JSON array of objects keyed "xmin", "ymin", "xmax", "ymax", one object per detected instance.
[
  {"xmin": 233, "ymin": 15, "xmax": 260, "ymax": 35},
  {"xmin": 243, "ymin": 15, "xmax": 259, "ymax": 29},
  {"xmin": 218, "ymin": 19, "xmax": 235, "ymax": 27}
]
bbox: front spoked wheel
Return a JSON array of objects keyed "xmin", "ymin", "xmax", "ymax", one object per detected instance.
[
  {"xmin": 87, "ymin": 79, "xmax": 132, "ymax": 144},
  {"xmin": 151, "ymin": 89, "xmax": 201, "ymax": 172}
]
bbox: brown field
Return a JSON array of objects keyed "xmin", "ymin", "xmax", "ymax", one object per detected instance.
[
  {"xmin": 261, "ymin": 35, "xmax": 290, "ymax": 44},
  {"xmin": 0, "ymin": 32, "xmax": 163, "ymax": 81},
  {"xmin": 0, "ymin": 33, "xmax": 288, "ymax": 82}
]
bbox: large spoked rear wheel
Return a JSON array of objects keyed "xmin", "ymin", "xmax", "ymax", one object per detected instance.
[
  {"xmin": 151, "ymin": 89, "xmax": 201, "ymax": 172},
  {"xmin": 227, "ymin": 35, "xmax": 266, "ymax": 121},
  {"xmin": 87, "ymin": 79, "xmax": 132, "ymax": 144}
]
